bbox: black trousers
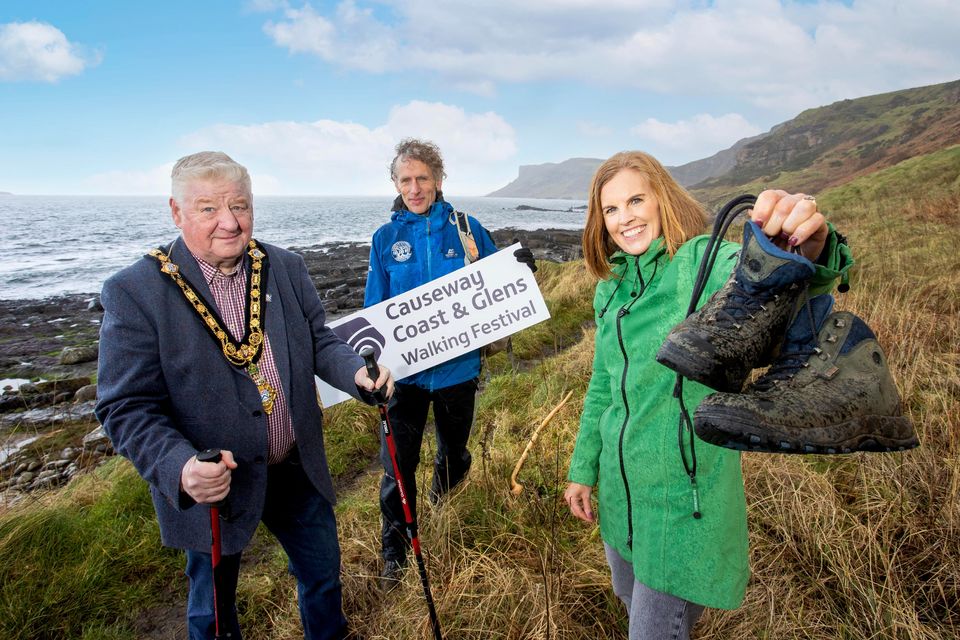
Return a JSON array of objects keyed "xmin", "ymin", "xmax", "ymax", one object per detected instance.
[{"xmin": 379, "ymin": 378, "xmax": 478, "ymax": 560}]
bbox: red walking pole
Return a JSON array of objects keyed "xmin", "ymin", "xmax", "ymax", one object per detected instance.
[
  {"xmin": 196, "ymin": 448, "xmax": 232, "ymax": 639},
  {"xmin": 360, "ymin": 347, "xmax": 443, "ymax": 640}
]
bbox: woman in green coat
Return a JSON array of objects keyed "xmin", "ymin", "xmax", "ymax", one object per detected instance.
[{"xmin": 565, "ymin": 151, "xmax": 851, "ymax": 639}]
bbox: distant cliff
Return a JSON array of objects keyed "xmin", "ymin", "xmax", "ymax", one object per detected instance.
[
  {"xmin": 487, "ymin": 79, "xmax": 960, "ymax": 202},
  {"xmin": 487, "ymin": 158, "xmax": 603, "ymax": 199},
  {"xmin": 487, "ymin": 138, "xmax": 760, "ymax": 200}
]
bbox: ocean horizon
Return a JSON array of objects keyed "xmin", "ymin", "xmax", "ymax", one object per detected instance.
[{"xmin": 0, "ymin": 195, "xmax": 586, "ymax": 301}]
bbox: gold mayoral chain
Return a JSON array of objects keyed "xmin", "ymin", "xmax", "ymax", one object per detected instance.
[{"xmin": 148, "ymin": 240, "xmax": 277, "ymax": 415}]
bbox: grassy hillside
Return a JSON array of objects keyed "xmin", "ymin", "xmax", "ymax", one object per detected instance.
[
  {"xmin": 691, "ymin": 80, "xmax": 960, "ymax": 207},
  {"xmin": 2, "ymin": 165, "xmax": 958, "ymax": 638}
]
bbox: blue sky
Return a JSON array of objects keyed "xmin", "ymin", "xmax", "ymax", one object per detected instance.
[{"xmin": 1, "ymin": 0, "xmax": 957, "ymax": 196}]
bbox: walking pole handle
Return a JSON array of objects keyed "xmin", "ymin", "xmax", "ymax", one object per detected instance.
[
  {"xmin": 196, "ymin": 448, "xmax": 225, "ymax": 506},
  {"xmin": 359, "ymin": 346, "xmax": 386, "ymax": 404},
  {"xmin": 197, "ymin": 448, "xmax": 222, "ymax": 464}
]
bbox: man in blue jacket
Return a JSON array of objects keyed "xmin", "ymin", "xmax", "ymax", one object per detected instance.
[
  {"xmin": 365, "ymin": 138, "xmax": 535, "ymax": 588},
  {"xmin": 96, "ymin": 151, "xmax": 393, "ymax": 639}
]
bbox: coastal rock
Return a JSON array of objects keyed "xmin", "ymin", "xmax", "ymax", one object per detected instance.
[
  {"xmin": 82, "ymin": 425, "xmax": 112, "ymax": 452},
  {"xmin": 26, "ymin": 376, "xmax": 92, "ymax": 395},
  {"xmin": 74, "ymin": 383, "xmax": 97, "ymax": 402},
  {"xmin": 60, "ymin": 345, "xmax": 99, "ymax": 365},
  {"xmin": 0, "ymin": 399, "xmax": 97, "ymax": 429}
]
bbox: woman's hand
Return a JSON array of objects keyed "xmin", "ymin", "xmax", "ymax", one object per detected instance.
[
  {"xmin": 750, "ymin": 189, "xmax": 828, "ymax": 262},
  {"xmin": 565, "ymin": 482, "xmax": 596, "ymax": 523}
]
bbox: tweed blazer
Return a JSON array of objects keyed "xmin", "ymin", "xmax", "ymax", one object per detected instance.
[{"xmin": 96, "ymin": 237, "xmax": 366, "ymax": 555}]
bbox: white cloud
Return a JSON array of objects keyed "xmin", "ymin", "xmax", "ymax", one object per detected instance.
[
  {"xmin": 264, "ymin": 1, "xmax": 396, "ymax": 73},
  {"xmin": 631, "ymin": 113, "xmax": 761, "ymax": 162},
  {"xmin": 0, "ymin": 21, "xmax": 99, "ymax": 82},
  {"xmin": 259, "ymin": 0, "xmax": 960, "ymax": 115},
  {"xmin": 174, "ymin": 100, "xmax": 517, "ymax": 195}
]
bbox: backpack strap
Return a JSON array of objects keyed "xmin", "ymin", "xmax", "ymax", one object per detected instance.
[{"xmin": 453, "ymin": 210, "xmax": 480, "ymax": 266}]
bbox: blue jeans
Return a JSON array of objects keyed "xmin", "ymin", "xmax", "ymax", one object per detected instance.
[
  {"xmin": 605, "ymin": 543, "xmax": 704, "ymax": 640},
  {"xmin": 186, "ymin": 454, "xmax": 347, "ymax": 639}
]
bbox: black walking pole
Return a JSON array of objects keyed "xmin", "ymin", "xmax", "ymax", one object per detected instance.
[
  {"xmin": 196, "ymin": 448, "xmax": 232, "ymax": 639},
  {"xmin": 359, "ymin": 346, "xmax": 444, "ymax": 640}
]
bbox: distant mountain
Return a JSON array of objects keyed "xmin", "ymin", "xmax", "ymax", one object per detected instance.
[
  {"xmin": 489, "ymin": 79, "xmax": 960, "ymax": 204},
  {"xmin": 0, "ymin": 192, "xmax": 12, "ymax": 196},
  {"xmin": 487, "ymin": 158, "xmax": 603, "ymax": 199},
  {"xmin": 487, "ymin": 142, "xmax": 755, "ymax": 199}
]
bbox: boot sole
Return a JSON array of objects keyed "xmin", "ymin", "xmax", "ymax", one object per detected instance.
[
  {"xmin": 694, "ymin": 407, "xmax": 919, "ymax": 454},
  {"xmin": 656, "ymin": 340, "xmax": 741, "ymax": 392}
]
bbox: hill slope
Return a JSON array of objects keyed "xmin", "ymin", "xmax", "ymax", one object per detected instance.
[
  {"xmin": 489, "ymin": 79, "xmax": 960, "ymax": 202},
  {"xmin": 691, "ymin": 79, "xmax": 960, "ymax": 203}
]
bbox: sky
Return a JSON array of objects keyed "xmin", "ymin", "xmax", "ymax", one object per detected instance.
[{"xmin": 1, "ymin": 0, "xmax": 957, "ymax": 196}]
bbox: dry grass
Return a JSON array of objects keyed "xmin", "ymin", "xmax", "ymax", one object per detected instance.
[
  {"xmin": 1, "ymin": 194, "xmax": 957, "ymax": 638},
  {"xmin": 328, "ymin": 194, "xmax": 960, "ymax": 639}
]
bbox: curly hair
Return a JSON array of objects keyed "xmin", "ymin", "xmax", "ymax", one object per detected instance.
[{"xmin": 389, "ymin": 138, "xmax": 446, "ymax": 183}]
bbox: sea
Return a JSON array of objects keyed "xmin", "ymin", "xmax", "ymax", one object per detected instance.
[{"xmin": 0, "ymin": 195, "xmax": 586, "ymax": 301}]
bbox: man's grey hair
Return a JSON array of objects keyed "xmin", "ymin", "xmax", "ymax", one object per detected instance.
[
  {"xmin": 171, "ymin": 151, "xmax": 252, "ymax": 204},
  {"xmin": 389, "ymin": 138, "xmax": 446, "ymax": 183}
]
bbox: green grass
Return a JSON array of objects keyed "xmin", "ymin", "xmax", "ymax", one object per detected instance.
[
  {"xmin": 2, "ymin": 161, "xmax": 958, "ymax": 637},
  {"xmin": 0, "ymin": 458, "xmax": 180, "ymax": 640}
]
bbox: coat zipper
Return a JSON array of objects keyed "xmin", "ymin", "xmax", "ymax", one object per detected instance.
[
  {"xmin": 614, "ymin": 256, "xmax": 646, "ymax": 551},
  {"xmin": 426, "ymin": 215, "xmax": 434, "ymax": 390}
]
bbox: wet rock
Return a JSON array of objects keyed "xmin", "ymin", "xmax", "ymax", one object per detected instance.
[
  {"xmin": 42, "ymin": 459, "xmax": 71, "ymax": 471},
  {"xmin": 60, "ymin": 345, "xmax": 99, "ymax": 365},
  {"xmin": 74, "ymin": 383, "xmax": 97, "ymax": 402},
  {"xmin": 30, "ymin": 376, "xmax": 92, "ymax": 395},
  {"xmin": 86, "ymin": 297, "xmax": 103, "ymax": 312},
  {"xmin": 0, "ymin": 399, "xmax": 97, "ymax": 429},
  {"xmin": 83, "ymin": 425, "xmax": 111, "ymax": 450}
]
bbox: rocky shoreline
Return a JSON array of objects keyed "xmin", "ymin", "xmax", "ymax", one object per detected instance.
[{"xmin": 0, "ymin": 228, "xmax": 583, "ymax": 503}]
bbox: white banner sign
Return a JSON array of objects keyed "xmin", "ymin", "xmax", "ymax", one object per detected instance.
[{"xmin": 316, "ymin": 243, "xmax": 550, "ymax": 406}]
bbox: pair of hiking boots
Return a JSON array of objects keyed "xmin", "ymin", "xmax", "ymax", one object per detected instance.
[{"xmin": 656, "ymin": 221, "xmax": 918, "ymax": 454}]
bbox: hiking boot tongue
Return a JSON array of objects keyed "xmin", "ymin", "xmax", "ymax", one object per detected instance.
[
  {"xmin": 782, "ymin": 293, "xmax": 834, "ymax": 353},
  {"xmin": 738, "ymin": 222, "xmax": 815, "ymax": 296}
]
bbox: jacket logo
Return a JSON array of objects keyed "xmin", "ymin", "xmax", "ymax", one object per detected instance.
[
  {"xmin": 391, "ymin": 241, "xmax": 412, "ymax": 263},
  {"xmin": 332, "ymin": 317, "xmax": 387, "ymax": 361},
  {"xmin": 445, "ymin": 248, "xmax": 457, "ymax": 258}
]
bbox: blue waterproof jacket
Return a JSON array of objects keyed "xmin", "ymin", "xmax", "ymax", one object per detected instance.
[{"xmin": 365, "ymin": 198, "xmax": 498, "ymax": 390}]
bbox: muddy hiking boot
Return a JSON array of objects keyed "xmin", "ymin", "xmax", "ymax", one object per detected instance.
[
  {"xmin": 694, "ymin": 293, "xmax": 918, "ymax": 454},
  {"xmin": 380, "ymin": 557, "xmax": 406, "ymax": 592},
  {"xmin": 657, "ymin": 220, "xmax": 816, "ymax": 392}
]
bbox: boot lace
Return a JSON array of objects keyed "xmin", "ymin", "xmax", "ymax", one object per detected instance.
[
  {"xmin": 750, "ymin": 297, "xmax": 819, "ymax": 391},
  {"xmin": 714, "ymin": 284, "xmax": 776, "ymax": 330}
]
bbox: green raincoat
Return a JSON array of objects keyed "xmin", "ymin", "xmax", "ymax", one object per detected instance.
[{"xmin": 568, "ymin": 230, "xmax": 852, "ymax": 609}]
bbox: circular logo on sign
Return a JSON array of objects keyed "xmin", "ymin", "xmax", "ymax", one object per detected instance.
[{"xmin": 391, "ymin": 241, "xmax": 412, "ymax": 262}]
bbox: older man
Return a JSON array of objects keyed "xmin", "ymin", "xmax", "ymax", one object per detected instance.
[
  {"xmin": 365, "ymin": 138, "xmax": 536, "ymax": 589},
  {"xmin": 96, "ymin": 151, "xmax": 393, "ymax": 640}
]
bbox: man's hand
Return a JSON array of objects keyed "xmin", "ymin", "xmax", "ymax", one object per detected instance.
[
  {"xmin": 180, "ymin": 450, "xmax": 238, "ymax": 504},
  {"xmin": 356, "ymin": 362, "xmax": 395, "ymax": 399},
  {"xmin": 564, "ymin": 482, "xmax": 595, "ymax": 523}
]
